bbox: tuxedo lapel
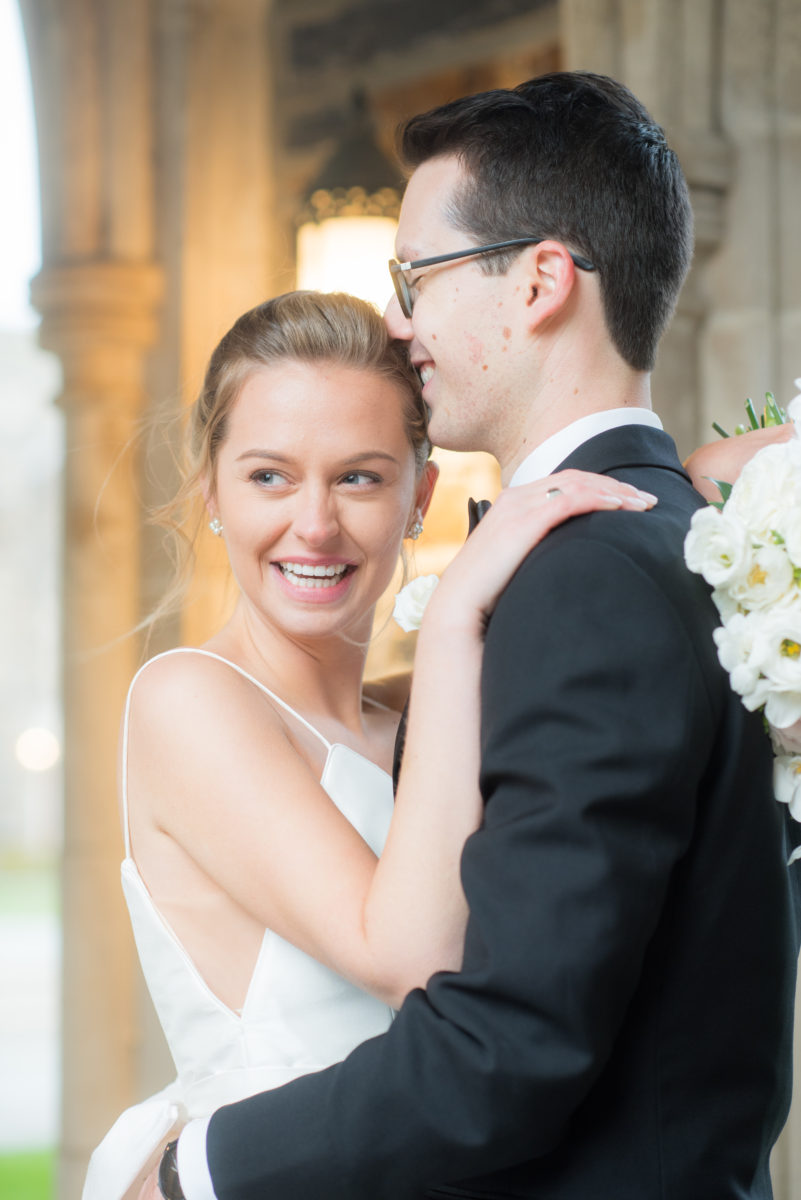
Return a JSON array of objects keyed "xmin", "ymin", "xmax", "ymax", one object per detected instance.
[{"xmin": 553, "ymin": 422, "xmax": 692, "ymax": 483}]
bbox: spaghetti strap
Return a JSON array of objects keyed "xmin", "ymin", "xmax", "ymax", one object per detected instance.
[{"xmin": 120, "ymin": 647, "xmax": 333, "ymax": 857}]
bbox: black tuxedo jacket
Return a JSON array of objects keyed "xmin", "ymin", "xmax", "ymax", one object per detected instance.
[{"xmin": 208, "ymin": 426, "xmax": 800, "ymax": 1199}]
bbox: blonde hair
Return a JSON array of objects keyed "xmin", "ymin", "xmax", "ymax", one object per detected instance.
[{"xmin": 148, "ymin": 291, "xmax": 429, "ymax": 633}]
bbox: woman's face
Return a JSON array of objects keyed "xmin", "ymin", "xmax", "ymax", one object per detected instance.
[{"xmin": 209, "ymin": 359, "xmax": 431, "ymax": 644}]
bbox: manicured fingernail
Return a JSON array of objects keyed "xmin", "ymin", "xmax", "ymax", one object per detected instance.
[
  {"xmin": 638, "ymin": 491, "xmax": 658, "ymax": 503},
  {"xmin": 601, "ymin": 494, "xmax": 624, "ymax": 506}
]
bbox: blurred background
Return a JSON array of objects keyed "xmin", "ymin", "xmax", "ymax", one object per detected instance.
[{"xmin": 1, "ymin": 1, "xmax": 799, "ymax": 1197}]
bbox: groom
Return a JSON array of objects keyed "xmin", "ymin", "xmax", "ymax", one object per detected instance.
[{"xmin": 156, "ymin": 72, "xmax": 799, "ymax": 1199}]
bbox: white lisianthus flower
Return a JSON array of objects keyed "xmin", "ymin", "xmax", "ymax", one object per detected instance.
[
  {"xmin": 711, "ymin": 587, "xmax": 741, "ymax": 624},
  {"xmin": 747, "ymin": 605, "xmax": 801, "ymax": 729},
  {"xmin": 727, "ymin": 541, "xmax": 796, "ymax": 611},
  {"xmin": 788, "ymin": 378, "xmax": 801, "ymax": 426},
  {"xmin": 728, "ymin": 444, "xmax": 801, "ymax": 540},
  {"xmin": 712, "ymin": 612, "xmax": 761, "ymax": 702},
  {"xmin": 785, "ymin": 521, "xmax": 801, "ymax": 570},
  {"xmin": 684, "ymin": 505, "xmax": 751, "ymax": 589},
  {"xmin": 688, "ymin": 381, "xmax": 801, "ymax": 856},
  {"xmin": 771, "ymin": 717, "xmax": 801, "ymax": 756},
  {"xmin": 392, "ymin": 574, "xmax": 440, "ymax": 632},
  {"xmin": 774, "ymin": 755, "xmax": 801, "ymax": 822}
]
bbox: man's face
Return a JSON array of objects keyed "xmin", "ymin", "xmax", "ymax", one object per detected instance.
[{"xmin": 385, "ymin": 155, "xmax": 530, "ymax": 463}]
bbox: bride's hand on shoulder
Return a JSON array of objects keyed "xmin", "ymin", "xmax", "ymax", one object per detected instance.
[
  {"xmin": 684, "ymin": 425, "xmax": 795, "ymax": 503},
  {"xmin": 422, "ymin": 469, "xmax": 657, "ymax": 637}
]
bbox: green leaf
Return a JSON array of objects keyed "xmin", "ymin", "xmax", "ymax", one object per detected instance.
[
  {"xmin": 706, "ymin": 477, "xmax": 733, "ymax": 503},
  {"xmin": 744, "ymin": 396, "xmax": 760, "ymax": 430},
  {"xmin": 764, "ymin": 391, "xmax": 789, "ymax": 426},
  {"xmin": 712, "ymin": 421, "xmax": 730, "ymax": 439}
]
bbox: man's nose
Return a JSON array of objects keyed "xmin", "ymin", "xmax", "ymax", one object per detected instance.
[{"xmin": 384, "ymin": 292, "xmax": 414, "ymax": 341}]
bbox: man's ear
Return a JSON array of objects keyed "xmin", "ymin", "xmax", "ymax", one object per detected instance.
[
  {"xmin": 416, "ymin": 459, "xmax": 439, "ymax": 519},
  {"xmin": 518, "ymin": 241, "xmax": 579, "ymax": 330}
]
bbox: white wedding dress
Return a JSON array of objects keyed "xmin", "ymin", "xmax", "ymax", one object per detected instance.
[{"xmin": 83, "ymin": 649, "xmax": 395, "ymax": 1200}]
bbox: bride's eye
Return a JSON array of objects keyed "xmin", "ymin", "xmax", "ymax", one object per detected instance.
[{"xmin": 250, "ymin": 469, "xmax": 287, "ymax": 487}]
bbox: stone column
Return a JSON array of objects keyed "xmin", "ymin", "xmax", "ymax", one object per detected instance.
[
  {"xmin": 19, "ymin": 2, "xmax": 164, "ymax": 1195},
  {"xmin": 710, "ymin": 5, "xmax": 801, "ymax": 1188},
  {"xmin": 29, "ymin": 262, "xmax": 163, "ymax": 1199},
  {"xmin": 560, "ymin": 0, "xmax": 732, "ymax": 458},
  {"xmin": 21, "ymin": 0, "xmax": 279, "ymax": 1192},
  {"xmin": 162, "ymin": 0, "xmax": 278, "ymax": 648},
  {"xmin": 561, "ymin": 4, "xmax": 799, "ymax": 1193}
]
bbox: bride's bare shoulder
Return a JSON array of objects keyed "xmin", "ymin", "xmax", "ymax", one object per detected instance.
[{"xmin": 125, "ymin": 649, "xmax": 279, "ymax": 747}]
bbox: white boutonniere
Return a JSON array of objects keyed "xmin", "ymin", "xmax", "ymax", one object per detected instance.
[
  {"xmin": 392, "ymin": 575, "xmax": 440, "ymax": 632},
  {"xmin": 685, "ymin": 384, "xmax": 801, "ymax": 863}
]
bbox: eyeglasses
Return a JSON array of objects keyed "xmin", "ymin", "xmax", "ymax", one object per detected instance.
[{"xmin": 388, "ymin": 238, "xmax": 596, "ymax": 318}]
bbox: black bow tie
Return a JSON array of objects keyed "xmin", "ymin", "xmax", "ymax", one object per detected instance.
[
  {"xmin": 467, "ymin": 497, "xmax": 492, "ymax": 533},
  {"xmin": 392, "ymin": 497, "xmax": 493, "ymax": 792}
]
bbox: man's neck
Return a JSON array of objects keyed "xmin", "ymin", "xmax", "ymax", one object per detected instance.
[
  {"xmin": 498, "ymin": 371, "xmax": 653, "ymax": 485},
  {"xmin": 506, "ymin": 407, "xmax": 663, "ymax": 487}
]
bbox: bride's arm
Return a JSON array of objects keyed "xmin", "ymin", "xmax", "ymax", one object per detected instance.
[
  {"xmin": 130, "ymin": 472, "xmax": 654, "ymax": 1010},
  {"xmin": 684, "ymin": 425, "xmax": 794, "ymax": 502},
  {"xmin": 359, "ymin": 471, "xmax": 656, "ymax": 994}
]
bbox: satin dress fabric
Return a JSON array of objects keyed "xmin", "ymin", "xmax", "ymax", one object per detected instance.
[{"xmin": 82, "ymin": 649, "xmax": 395, "ymax": 1200}]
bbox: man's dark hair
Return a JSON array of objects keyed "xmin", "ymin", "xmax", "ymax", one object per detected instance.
[{"xmin": 398, "ymin": 71, "xmax": 693, "ymax": 372}]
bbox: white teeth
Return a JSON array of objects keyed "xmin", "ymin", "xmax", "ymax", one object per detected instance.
[
  {"xmin": 419, "ymin": 365, "xmax": 434, "ymax": 386},
  {"xmin": 279, "ymin": 561, "xmax": 349, "ymax": 588}
]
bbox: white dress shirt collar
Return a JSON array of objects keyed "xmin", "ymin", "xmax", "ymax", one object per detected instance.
[{"xmin": 508, "ymin": 408, "xmax": 663, "ymax": 487}]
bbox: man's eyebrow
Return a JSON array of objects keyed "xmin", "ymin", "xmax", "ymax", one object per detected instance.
[{"xmin": 342, "ymin": 452, "xmax": 401, "ymax": 466}]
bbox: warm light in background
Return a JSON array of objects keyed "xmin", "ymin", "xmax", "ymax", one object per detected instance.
[
  {"xmin": 295, "ymin": 91, "xmax": 401, "ymax": 310},
  {"xmin": 15, "ymin": 727, "xmax": 61, "ymax": 773},
  {"xmin": 296, "ymin": 213, "xmax": 397, "ymax": 312}
]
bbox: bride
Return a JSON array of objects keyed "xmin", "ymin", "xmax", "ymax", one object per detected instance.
[{"xmin": 81, "ymin": 290, "xmax": 658, "ymax": 1200}]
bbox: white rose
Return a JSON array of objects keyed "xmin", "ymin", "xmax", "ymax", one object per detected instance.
[
  {"xmin": 727, "ymin": 540, "xmax": 795, "ymax": 612},
  {"xmin": 774, "ymin": 754, "xmax": 801, "ymax": 823},
  {"xmin": 728, "ymin": 443, "xmax": 801, "ymax": 540},
  {"xmin": 392, "ymin": 574, "xmax": 440, "ymax": 632},
  {"xmin": 684, "ymin": 505, "xmax": 751, "ymax": 589}
]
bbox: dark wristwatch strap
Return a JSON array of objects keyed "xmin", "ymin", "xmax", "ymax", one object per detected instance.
[{"xmin": 158, "ymin": 1139, "xmax": 185, "ymax": 1200}]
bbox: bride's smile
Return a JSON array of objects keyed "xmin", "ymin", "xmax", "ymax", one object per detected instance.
[{"xmin": 206, "ymin": 358, "xmax": 434, "ymax": 643}]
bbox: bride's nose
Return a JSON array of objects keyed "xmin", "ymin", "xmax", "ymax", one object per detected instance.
[{"xmin": 293, "ymin": 486, "xmax": 340, "ymax": 546}]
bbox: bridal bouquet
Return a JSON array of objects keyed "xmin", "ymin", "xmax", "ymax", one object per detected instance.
[{"xmin": 684, "ymin": 381, "xmax": 801, "ymax": 861}]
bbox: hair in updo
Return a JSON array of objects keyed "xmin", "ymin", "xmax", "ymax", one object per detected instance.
[
  {"xmin": 195, "ymin": 290, "xmax": 429, "ymax": 493},
  {"xmin": 148, "ymin": 291, "xmax": 429, "ymax": 633}
]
